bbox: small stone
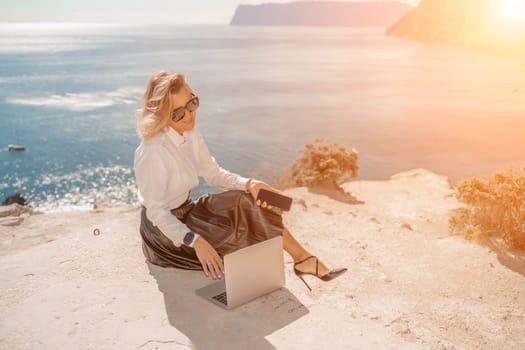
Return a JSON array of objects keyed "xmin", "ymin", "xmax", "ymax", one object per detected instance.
[
  {"xmin": 295, "ymin": 199, "xmax": 308, "ymax": 209},
  {"xmin": 401, "ymin": 223, "xmax": 413, "ymax": 231}
]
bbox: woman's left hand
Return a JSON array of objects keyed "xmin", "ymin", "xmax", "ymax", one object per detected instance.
[{"xmin": 246, "ymin": 179, "xmax": 278, "ymax": 209}]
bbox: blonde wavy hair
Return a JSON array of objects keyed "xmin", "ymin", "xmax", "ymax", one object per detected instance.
[{"xmin": 137, "ymin": 71, "xmax": 190, "ymax": 141}]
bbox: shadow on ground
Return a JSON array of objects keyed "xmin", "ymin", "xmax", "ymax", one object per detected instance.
[
  {"xmin": 483, "ymin": 238, "xmax": 525, "ymax": 278},
  {"xmin": 308, "ymin": 185, "xmax": 365, "ymax": 205},
  {"xmin": 448, "ymin": 208, "xmax": 525, "ymax": 278},
  {"xmin": 148, "ymin": 262, "xmax": 309, "ymax": 350}
]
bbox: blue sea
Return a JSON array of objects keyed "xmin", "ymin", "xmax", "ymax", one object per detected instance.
[{"xmin": 1, "ymin": 23, "xmax": 524, "ymax": 212}]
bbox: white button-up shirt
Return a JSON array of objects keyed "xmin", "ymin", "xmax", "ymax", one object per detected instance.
[{"xmin": 134, "ymin": 127, "xmax": 249, "ymax": 246}]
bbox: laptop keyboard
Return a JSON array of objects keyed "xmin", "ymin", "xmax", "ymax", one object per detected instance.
[{"xmin": 212, "ymin": 291, "xmax": 228, "ymax": 305}]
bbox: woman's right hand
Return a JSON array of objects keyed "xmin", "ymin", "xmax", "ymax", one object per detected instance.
[
  {"xmin": 246, "ymin": 179, "xmax": 278, "ymax": 209},
  {"xmin": 193, "ymin": 236, "xmax": 224, "ymax": 280}
]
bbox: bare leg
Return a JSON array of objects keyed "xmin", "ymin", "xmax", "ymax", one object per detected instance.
[{"xmin": 282, "ymin": 227, "xmax": 329, "ymax": 276}]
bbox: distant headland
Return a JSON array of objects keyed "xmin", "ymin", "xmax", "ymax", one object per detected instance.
[
  {"xmin": 230, "ymin": 1, "xmax": 412, "ymax": 27},
  {"xmin": 386, "ymin": 0, "xmax": 525, "ymax": 54}
]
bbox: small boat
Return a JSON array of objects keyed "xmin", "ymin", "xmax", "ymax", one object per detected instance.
[{"xmin": 8, "ymin": 144, "xmax": 26, "ymax": 152}]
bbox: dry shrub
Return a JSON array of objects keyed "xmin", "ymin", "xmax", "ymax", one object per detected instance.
[
  {"xmin": 276, "ymin": 139, "xmax": 359, "ymax": 189},
  {"xmin": 451, "ymin": 164, "xmax": 525, "ymax": 250}
]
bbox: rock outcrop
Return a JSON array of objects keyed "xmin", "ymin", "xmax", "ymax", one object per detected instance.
[
  {"xmin": 231, "ymin": 1, "xmax": 412, "ymax": 27},
  {"xmin": 386, "ymin": 0, "xmax": 525, "ymax": 54},
  {"xmin": 0, "ymin": 203, "xmax": 33, "ymax": 226}
]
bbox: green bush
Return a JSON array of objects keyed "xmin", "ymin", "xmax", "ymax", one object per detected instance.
[{"xmin": 452, "ymin": 164, "xmax": 525, "ymax": 250}]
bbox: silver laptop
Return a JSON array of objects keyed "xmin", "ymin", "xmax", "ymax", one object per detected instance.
[{"xmin": 196, "ymin": 236, "xmax": 285, "ymax": 310}]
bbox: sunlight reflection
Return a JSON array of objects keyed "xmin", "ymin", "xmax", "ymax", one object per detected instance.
[{"xmin": 501, "ymin": 0, "xmax": 525, "ymax": 23}]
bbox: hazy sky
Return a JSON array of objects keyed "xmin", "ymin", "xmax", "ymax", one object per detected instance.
[{"xmin": 0, "ymin": 0, "xmax": 420, "ymax": 24}]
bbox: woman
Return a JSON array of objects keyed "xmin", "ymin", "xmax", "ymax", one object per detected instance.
[{"xmin": 134, "ymin": 71, "xmax": 346, "ymax": 291}]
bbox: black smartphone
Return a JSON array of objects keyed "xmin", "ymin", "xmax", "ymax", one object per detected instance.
[{"xmin": 256, "ymin": 188, "xmax": 293, "ymax": 211}]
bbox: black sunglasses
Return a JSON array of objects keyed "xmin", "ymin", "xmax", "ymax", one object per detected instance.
[{"xmin": 171, "ymin": 95, "xmax": 199, "ymax": 122}]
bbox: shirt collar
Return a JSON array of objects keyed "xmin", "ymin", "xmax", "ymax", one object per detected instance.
[{"xmin": 166, "ymin": 127, "xmax": 186, "ymax": 147}]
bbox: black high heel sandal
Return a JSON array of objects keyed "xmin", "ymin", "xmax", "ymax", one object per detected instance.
[{"xmin": 293, "ymin": 256, "xmax": 347, "ymax": 291}]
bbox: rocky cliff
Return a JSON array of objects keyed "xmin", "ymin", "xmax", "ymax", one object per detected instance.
[
  {"xmin": 386, "ymin": 0, "xmax": 525, "ymax": 54},
  {"xmin": 231, "ymin": 1, "xmax": 412, "ymax": 27}
]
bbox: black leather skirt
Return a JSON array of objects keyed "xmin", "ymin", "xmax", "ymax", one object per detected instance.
[{"xmin": 139, "ymin": 190, "xmax": 284, "ymax": 270}]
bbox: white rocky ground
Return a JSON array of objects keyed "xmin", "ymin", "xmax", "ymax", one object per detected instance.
[{"xmin": 1, "ymin": 169, "xmax": 524, "ymax": 349}]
